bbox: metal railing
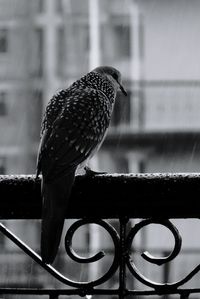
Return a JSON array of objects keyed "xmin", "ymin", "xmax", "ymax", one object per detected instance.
[{"xmin": 0, "ymin": 173, "xmax": 200, "ymax": 298}]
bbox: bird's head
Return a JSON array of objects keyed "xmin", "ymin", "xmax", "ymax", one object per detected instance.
[{"xmin": 93, "ymin": 66, "xmax": 127, "ymax": 96}]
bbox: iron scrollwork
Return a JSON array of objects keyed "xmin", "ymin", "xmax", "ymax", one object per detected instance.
[
  {"xmin": 64, "ymin": 218, "xmax": 120, "ymax": 287},
  {"xmin": 1, "ymin": 218, "xmax": 200, "ymax": 294},
  {"xmin": 126, "ymin": 218, "xmax": 200, "ymax": 291},
  {"xmin": 0, "ymin": 219, "xmax": 120, "ymax": 289}
]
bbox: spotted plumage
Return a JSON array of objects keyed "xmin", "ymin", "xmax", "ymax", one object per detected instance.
[{"xmin": 36, "ymin": 66, "xmax": 127, "ymax": 264}]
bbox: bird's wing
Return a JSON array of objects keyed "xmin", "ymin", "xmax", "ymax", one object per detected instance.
[{"xmin": 38, "ymin": 89, "xmax": 108, "ymax": 182}]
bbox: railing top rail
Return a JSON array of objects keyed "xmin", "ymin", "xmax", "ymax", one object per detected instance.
[{"xmin": 0, "ymin": 173, "xmax": 200, "ymax": 219}]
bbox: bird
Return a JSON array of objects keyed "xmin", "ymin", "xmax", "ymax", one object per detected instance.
[{"xmin": 36, "ymin": 66, "xmax": 127, "ymax": 264}]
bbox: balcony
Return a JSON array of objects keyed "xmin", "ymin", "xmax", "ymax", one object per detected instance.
[{"xmin": 0, "ymin": 173, "xmax": 200, "ymax": 298}]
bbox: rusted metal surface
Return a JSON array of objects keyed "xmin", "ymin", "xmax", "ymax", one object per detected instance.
[{"xmin": 0, "ymin": 173, "xmax": 200, "ymax": 219}]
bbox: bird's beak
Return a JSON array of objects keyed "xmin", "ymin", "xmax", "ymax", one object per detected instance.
[
  {"xmin": 117, "ymin": 80, "xmax": 127, "ymax": 96},
  {"xmin": 119, "ymin": 84, "xmax": 127, "ymax": 96}
]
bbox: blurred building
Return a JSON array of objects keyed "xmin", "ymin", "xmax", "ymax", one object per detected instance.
[
  {"xmin": 1, "ymin": 0, "xmax": 200, "ymax": 292},
  {"xmin": 0, "ymin": 0, "xmax": 43, "ymax": 174},
  {"xmin": 1, "ymin": 0, "xmax": 200, "ymax": 174},
  {"xmin": 99, "ymin": 0, "xmax": 200, "ymax": 174}
]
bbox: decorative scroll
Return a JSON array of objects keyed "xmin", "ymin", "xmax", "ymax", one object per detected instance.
[
  {"xmin": 64, "ymin": 219, "xmax": 120, "ymax": 287},
  {"xmin": 0, "ymin": 219, "xmax": 120, "ymax": 289},
  {"xmin": 1, "ymin": 218, "xmax": 200, "ymax": 295},
  {"xmin": 126, "ymin": 219, "xmax": 200, "ymax": 290}
]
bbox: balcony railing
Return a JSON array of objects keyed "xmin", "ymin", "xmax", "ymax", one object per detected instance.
[
  {"xmin": 110, "ymin": 80, "xmax": 200, "ymax": 132},
  {"xmin": 0, "ymin": 173, "xmax": 200, "ymax": 298}
]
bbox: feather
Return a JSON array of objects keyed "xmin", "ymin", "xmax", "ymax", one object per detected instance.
[{"xmin": 41, "ymin": 169, "xmax": 76, "ymax": 264}]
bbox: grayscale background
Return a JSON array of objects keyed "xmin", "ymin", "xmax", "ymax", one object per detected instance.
[{"xmin": 0, "ymin": 0, "xmax": 200, "ymax": 297}]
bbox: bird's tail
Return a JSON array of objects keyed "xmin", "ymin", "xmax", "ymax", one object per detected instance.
[{"xmin": 41, "ymin": 170, "xmax": 75, "ymax": 264}]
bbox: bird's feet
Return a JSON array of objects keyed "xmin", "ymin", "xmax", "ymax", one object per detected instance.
[{"xmin": 84, "ymin": 166, "xmax": 107, "ymax": 177}]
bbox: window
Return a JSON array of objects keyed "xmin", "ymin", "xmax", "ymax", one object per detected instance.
[
  {"xmin": 35, "ymin": 28, "xmax": 43, "ymax": 77},
  {"xmin": 60, "ymin": 22, "xmax": 89, "ymax": 77},
  {"xmin": 30, "ymin": 0, "xmax": 44, "ymax": 13},
  {"xmin": 113, "ymin": 24, "xmax": 130, "ymax": 58},
  {"xmin": 57, "ymin": 27, "xmax": 65, "ymax": 76},
  {"xmin": 37, "ymin": 0, "xmax": 44, "ymax": 13},
  {"xmin": 0, "ymin": 29, "xmax": 8, "ymax": 53},
  {"xmin": 0, "ymin": 92, "xmax": 7, "ymax": 116},
  {"xmin": 56, "ymin": 0, "xmax": 63, "ymax": 12},
  {"xmin": 31, "ymin": 29, "xmax": 43, "ymax": 77},
  {"xmin": 102, "ymin": 17, "xmax": 130, "ymax": 63}
]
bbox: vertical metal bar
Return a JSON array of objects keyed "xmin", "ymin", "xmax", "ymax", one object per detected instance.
[
  {"xmin": 163, "ymin": 251, "xmax": 170, "ymax": 299},
  {"xmin": 180, "ymin": 293, "xmax": 190, "ymax": 299},
  {"xmin": 88, "ymin": 223, "xmax": 101, "ymax": 283},
  {"xmin": 119, "ymin": 217, "xmax": 128, "ymax": 299},
  {"xmin": 49, "ymin": 294, "xmax": 58, "ymax": 299}
]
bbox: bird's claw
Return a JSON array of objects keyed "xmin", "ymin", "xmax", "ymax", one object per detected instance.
[{"xmin": 84, "ymin": 166, "xmax": 107, "ymax": 177}]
